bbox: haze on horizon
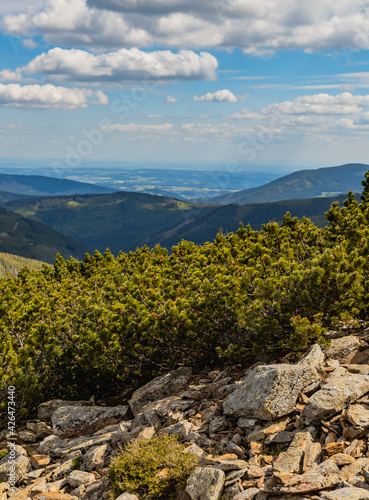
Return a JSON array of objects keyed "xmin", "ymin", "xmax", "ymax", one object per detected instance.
[{"xmin": 1, "ymin": 0, "xmax": 369, "ymax": 171}]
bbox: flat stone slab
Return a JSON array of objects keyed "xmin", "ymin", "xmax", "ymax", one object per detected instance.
[
  {"xmin": 52, "ymin": 405, "xmax": 130, "ymax": 438},
  {"xmin": 320, "ymin": 487, "xmax": 369, "ymax": 499},
  {"xmin": 185, "ymin": 467, "xmax": 225, "ymax": 500},
  {"xmin": 344, "ymin": 404, "xmax": 369, "ymax": 428},
  {"xmin": 274, "ymin": 432, "xmax": 312, "ymax": 476},
  {"xmin": 223, "ymin": 345, "xmax": 324, "ymax": 420},
  {"xmin": 302, "ymin": 373, "xmax": 369, "ymax": 421}
]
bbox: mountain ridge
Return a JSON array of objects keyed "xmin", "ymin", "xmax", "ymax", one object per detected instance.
[{"xmin": 207, "ymin": 163, "xmax": 369, "ymax": 205}]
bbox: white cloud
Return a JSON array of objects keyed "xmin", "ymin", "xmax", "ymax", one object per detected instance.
[
  {"xmin": 193, "ymin": 89, "xmax": 245, "ymax": 102},
  {"xmin": 102, "ymin": 123, "xmax": 173, "ymax": 132},
  {"xmin": 263, "ymin": 92, "xmax": 369, "ymax": 115},
  {"xmin": 0, "ymin": 83, "xmax": 108, "ymax": 109},
  {"xmin": 3, "ymin": 0, "xmax": 369, "ymax": 53},
  {"xmin": 165, "ymin": 96, "xmax": 178, "ymax": 103},
  {"xmin": 10, "ymin": 47, "xmax": 217, "ymax": 83}
]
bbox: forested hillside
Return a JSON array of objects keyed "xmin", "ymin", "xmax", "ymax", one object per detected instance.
[
  {"xmin": 0, "ymin": 173, "xmax": 113, "ymax": 197},
  {"xmin": 2, "ymin": 174, "xmax": 369, "ymax": 422},
  {"xmin": 209, "ymin": 163, "xmax": 369, "ymax": 205},
  {"xmin": 4, "ymin": 190, "xmax": 348, "ymax": 254},
  {"xmin": 0, "ymin": 207, "xmax": 90, "ymax": 262},
  {"xmin": 4, "ymin": 192, "xmax": 215, "ymax": 254}
]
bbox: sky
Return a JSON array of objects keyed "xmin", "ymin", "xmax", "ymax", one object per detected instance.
[{"xmin": 1, "ymin": 0, "xmax": 369, "ymax": 172}]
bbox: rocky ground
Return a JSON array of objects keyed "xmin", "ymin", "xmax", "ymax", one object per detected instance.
[{"xmin": 2, "ymin": 331, "xmax": 369, "ymax": 499}]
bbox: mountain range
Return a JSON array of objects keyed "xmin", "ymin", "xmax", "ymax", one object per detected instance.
[
  {"xmin": 208, "ymin": 163, "xmax": 369, "ymax": 205},
  {"xmin": 0, "ymin": 163, "xmax": 367, "ymax": 263},
  {"xmin": 0, "ymin": 173, "xmax": 113, "ymax": 198}
]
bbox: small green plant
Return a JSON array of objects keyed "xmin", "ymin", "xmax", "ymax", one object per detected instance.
[
  {"xmin": 72, "ymin": 457, "xmax": 80, "ymax": 469},
  {"xmin": 268, "ymin": 443, "xmax": 285, "ymax": 456},
  {"xmin": 0, "ymin": 449, "xmax": 8, "ymax": 460},
  {"xmin": 108, "ymin": 434, "xmax": 198, "ymax": 499}
]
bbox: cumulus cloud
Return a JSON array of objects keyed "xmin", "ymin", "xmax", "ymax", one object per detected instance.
[
  {"xmin": 193, "ymin": 89, "xmax": 244, "ymax": 102},
  {"xmin": 3, "ymin": 0, "xmax": 369, "ymax": 53},
  {"xmin": 165, "ymin": 96, "xmax": 178, "ymax": 103},
  {"xmin": 11, "ymin": 47, "xmax": 217, "ymax": 83},
  {"xmin": 0, "ymin": 83, "xmax": 108, "ymax": 109}
]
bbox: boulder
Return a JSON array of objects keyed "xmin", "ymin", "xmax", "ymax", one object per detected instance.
[
  {"xmin": 163, "ymin": 421, "xmax": 193, "ymax": 441},
  {"xmin": 38, "ymin": 400, "xmax": 90, "ymax": 422},
  {"xmin": 129, "ymin": 367, "xmax": 192, "ymax": 416},
  {"xmin": 18, "ymin": 430, "xmax": 36, "ymax": 443},
  {"xmin": 344, "ymin": 404, "xmax": 369, "ymax": 428},
  {"xmin": 323, "ymin": 336, "xmax": 361, "ymax": 363},
  {"xmin": 302, "ymin": 373, "xmax": 369, "ymax": 421},
  {"xmin": 185, "ymin": 467, "xmax": 225, "ymax": 500},
  {"xmin": 0, "ymin": 450, "xmax": 30, "ymax": 483},
  {"xmin": 224, "ymin": 345, "xmax": 324, "ymax": 420},
  {"xmin": 83, "ymin": 444, "xmax": 109, "ymax": 471},
  {"xmin": 67, "ymin": 470, "xmax": 95, "ymax": 488},
  {"xmin": 52, "ymin": 405, "xmax": 130, "ymax": 438}
]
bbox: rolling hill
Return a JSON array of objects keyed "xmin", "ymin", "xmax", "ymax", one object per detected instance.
[
  {"xmin": 151, "ymin": 194, "xmax": 348, "ymax": 249},
  {"xmin": 4, "ymin": 192, "xmax": 215, "ymax": 255},
  {"xmin": 0, "ymin": 207, "xmax": 90, "ymax": 262},
  {"xmin": 4, "ymin": 189, "xmax": 349, "ymax": 255},
  {"xmin": 0, "ymin": 173, "xmax": 114, "ymax": 197},
  {"xmin": 208, "ymin": 163, "xmax": 369, "ymax": 205}
]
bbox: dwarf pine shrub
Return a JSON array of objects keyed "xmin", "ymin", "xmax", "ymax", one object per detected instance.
[{"xmin": 108, "ymin": 434, "xmax": 198, "ymax": 499}]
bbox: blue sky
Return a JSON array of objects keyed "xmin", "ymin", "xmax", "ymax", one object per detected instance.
[{"xmin": 1, "ymin": 0, "xmax": 369, "ymax": 171}]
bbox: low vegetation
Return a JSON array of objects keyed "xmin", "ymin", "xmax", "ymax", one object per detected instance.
[
  {"xmin": 0, "ymin": 252, "xmax": 45, "ymax": 277},
  {"xmin": 2, "ymin": 174, "xmax": 369, "ymax": 423},
  {"xmin": 108, "ymin": 434, "xmax": 198, "ymax": 499}
]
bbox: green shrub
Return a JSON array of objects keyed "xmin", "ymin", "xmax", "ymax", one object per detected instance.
[
  {"xmin": 3, "ymin": 174, "xmax": 369, "ymax": 421},
  {"xmin": 108, "ymin": 434, "xmax": 198, "ymax": 499},
  {"xmin": 72, "ymin": 457, "xmax": 80, "ymax": 469},
  {"xmin": 0, "ymin": 449, "xmax": 8, "ymax": 460}
]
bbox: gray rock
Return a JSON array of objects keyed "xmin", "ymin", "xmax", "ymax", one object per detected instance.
[
  {"xmin": 185, "ymin": 467, "xmax": 225, "ymax": 499},
  {"xmin": 302, "ymin": 373, "xmax": 369, "ymax": 421},
  {"xmin": 223, "ymin": 345, "xmax": 324, "ymax": 420},
  {"xmin": 233, "ymin": 489, "xmax": 260, "ymax": 499},
  {"xmin": 183, "ymin": 444, "xmax": 205, "ymax": 458},
  {"xmin": 238, "ymin": 418, "xmax": 258, "ymax": 428},
  {"xmin": 83, "ymin": 444, "xmax": 109, "ymax": 471},
  {"xmin": 273, "ymin": 432, "xmax": 312, "ymax": 476},
  {"xmin": 163, "ymin": 421, "xmax": 193, "ymax": 440},
  {"xmin": 129, "ymin": 367, "xmax": 192, "ymax": 416},
  {"xmin": 67, "ymin": 470, "xmax": 95, "ymax": 488},
  {"xmin": 344, "ymin": 404, "xmax": 369, "ymax": 428},
  {"xmin": 323, "ymin": 335, "xmax": 361, "ymax": 363},
  {"xmin": 52, "ymin": 405, "xmax": 130, "ymax": 438},
  {"xmin": 0, "ymin": 449, "xmax": 30, "ymax": 483},
  {"xmin": 18, "ymin": 430, "xmax": 37, "ymax": 443},
  {"xmin": 38, "ymin": 400, "xmax": 90, "ymax": 422},
  {"xmin": 115, "ymin": 494, "xmax": 140, "ymax": 500},
  {"xmin": 222, "ymin": 482, "xmax": 243, "ymax": 499},
  {"xmin": 50, "ymin": 432, "xmax": 114, "ymax": 457}
]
